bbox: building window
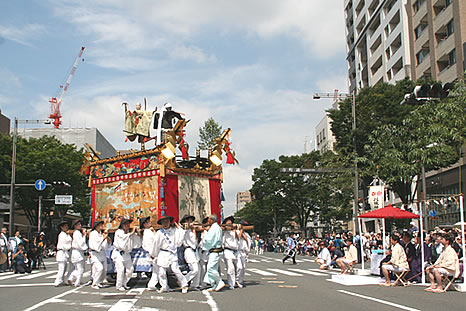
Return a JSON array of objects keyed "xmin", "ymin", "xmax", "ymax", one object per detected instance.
[
  {"xmin": 446, "ymin": 19, "xmax": 454, "ymax": 37},
  {"xmin": 414, "ymin": 23, "xmax": 427, "ymax": 39},
  {"xmin": 445, "ymin": 0, "xmax": 452, "ymax": 7},
  {"xmin": 416, "ymin": 49, "xmax": 429, "ymax": 65},
  {"xmin": 413, "ymin": 0, "xmax": 425, "ymax": 13},
  {"xmin": 448, "ymin": 49, "xmax": 456, "ymax": 66}
]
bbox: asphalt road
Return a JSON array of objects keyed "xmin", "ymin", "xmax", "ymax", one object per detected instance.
[{"xmin": 1, "ymin": 252, "xmax": 465, "ymax": 311}]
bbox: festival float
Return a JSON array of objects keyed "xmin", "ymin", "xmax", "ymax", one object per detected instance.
[{"xmin": 81, "ymin": 101, "xmax": 238, "ymax": 273}]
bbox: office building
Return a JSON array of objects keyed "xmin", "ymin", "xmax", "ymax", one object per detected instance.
[
  {"xmin": 236, "ymin": 191, "xmax": 252, "ymax": 212},
  {"xmin": 0, "ymin": 110, "xmax": 10, "ymax": 134}
]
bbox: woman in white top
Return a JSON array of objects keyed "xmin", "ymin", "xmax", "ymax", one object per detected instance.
[
  {"xmin": 141, "ymin": 216, "xmax": 159, "ymax": 291},
  {"xmin": 54, "ymin": 221, "xmax": 73, "ymax": 287},
  {"xmin": 88, "ymin": 220, "xmax": 111, "ymax": 289},
  {"xmin": 68, "ymin": 220, "xmax": 88, "ymax": 287},
  {"xmin": 111, "ymin": 218, "xmax": 138, "ymax": 291}
]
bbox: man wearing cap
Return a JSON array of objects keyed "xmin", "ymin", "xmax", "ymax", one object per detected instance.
[
  {"xmin": 112, "ymin": 218, "xmax": 138, "ymax": 291},
  {"xmin": 54, "ymin": 221, "xmax": 72, "ymax": 287},
  {"xmin": 315, "ymin": 241, "xmax": 332, "ymax": 270},
  {"xmin": 151, "ymin": 215, "xmax": 188, "ymax": 293},
  {"xmin": 180, "ymin": 214, "xmax": 200, "ymax": 290},
  {"xmin": 140, "ymin": 216, "xmax": 159, "ymax": 291},
  {"xmin": 222, "ymin": 216, "xmax": 239, "ymax": 289},
  {"xmin": 236, "ymin": 220, "xmax": 252, "ymax": 288},
  {"xmin": 202, "ymin": 214, "xmax": 225, "ymax": 292},
  {"xmin": 336, "ymin": 239, "xmax": 358, "ymax": 274},
  {"xmin": 68, "ymin": 220, "xmax": 88, "ymax": 287},
  {"xmin": 89, "ymin": 220, "xmax": 111, "ymax": 289}
]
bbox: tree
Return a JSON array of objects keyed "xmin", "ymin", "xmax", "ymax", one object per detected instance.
[
  {"xmin": 198, "ymin": 118, "xmax": 222, "ymax": 150},
  {"xmin": 0, "ymin": 135, "xmax": 90, "ymax": 231},
  {"xmin": 366, "ymin": 78, "xmax": 466, "ymax": 204},
  {"xmin": 328, "ymin": 79, "xmax": 416, "ymax": 207}
]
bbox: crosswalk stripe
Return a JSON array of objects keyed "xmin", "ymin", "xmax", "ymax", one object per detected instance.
[
  {"xmin": 267, "ymin": 269, "xmax": 303, "ymax": 276},
  {"xmin": 248, "ymin": 259, "xmax": 260, "ymax": 263},
  {"xmin": 18, "ymin": 270, "xmax": 57, "ymax": 280},
  {"xmin": 0, "ymin": 273, "xmax": 20, "ymax": 281},
  {"xmin": 301, "ymin": 259, "xmax": 314, "ymax": 262},
  {"xmin": 248, "ymin": 268, "xmax": 277, "ymax": 276},
  {"xmin": 288, "ymin": 269, "xmax": 326, "ymax": 276},
  {"xmin": 108, "ymin": 298, "xmax": 137, "ymax": 311}
]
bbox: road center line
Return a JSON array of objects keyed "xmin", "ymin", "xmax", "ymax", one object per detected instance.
[
  {"xmin": 23, "ymin": 284, "xmax": 86, "ymax": 311},
  {"xmin": 338, "ymin": 290, "xmax": 421, "ymax": 311},
  {"xmin": 202, "ymin": 289, "xmax": 219, "ymax": 311}
]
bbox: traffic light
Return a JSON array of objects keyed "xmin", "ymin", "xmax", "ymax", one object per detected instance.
[
  {"xmin": 413, "ymin": 83, "xmax": 454, "ymax": 100},
  {"xmin": 52, "ymin": 181, "xmax": 71, "ymax": 187}
]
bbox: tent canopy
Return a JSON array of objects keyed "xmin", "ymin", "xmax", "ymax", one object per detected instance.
[{"xmin": 358, "ymin": 204, "xmax": 420, "ymax": 219}]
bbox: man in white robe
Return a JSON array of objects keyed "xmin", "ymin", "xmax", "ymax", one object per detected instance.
[
  {"xmin": 54, "ymin": 221, "xmax": 73, "ymax": 287},
  {"xmin": 112, "ymin": 219, "xmax": 138, "ymax": 291},
  {"xmin": 89, "ymin": 220, "xmax": 111, "ymax": 289},
  {"xmin": 68, "ymin": 220, "xmax": 88, "ymax": 287},
  {"xmin": 222, "ymin": 216, "xmax": 239, "ymax": 290},
  {"xmin": 180, "ymin": 214, "xmax": 200, "ymax": 290},
  {"xmin": 140, "ymin": 216, "xmax": 159, "ymax": 291}
]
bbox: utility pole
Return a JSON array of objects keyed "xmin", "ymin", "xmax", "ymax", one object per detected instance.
[{"xmin": 313, "ymin": 91, "xmax": 360, "ymax": 233}]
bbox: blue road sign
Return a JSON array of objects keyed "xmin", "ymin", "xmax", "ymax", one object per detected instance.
[
  {"xmin": 429, "ymin": 210, "xmax": 437, "ymax": 217},
  {"xmin": 34, "ymin": 179, "xmax": 46, "ymax": 191}
]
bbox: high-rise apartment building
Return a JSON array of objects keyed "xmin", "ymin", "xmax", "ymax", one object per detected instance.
[
  {"xmin": 345, "ymin": 0, "xmax": 413, "ymax": 93},
  {"xmin": 406, "ymin": 0, "xmax": 466, "ymax": 83},
  {"xmin": 236, "ymin": 191, "xmax": 252, "ymax": 212}
]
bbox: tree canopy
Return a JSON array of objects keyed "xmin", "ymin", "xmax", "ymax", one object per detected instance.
[{"xmin": 198, "ymin": 117, "xmax": 222, "ymax": 150}]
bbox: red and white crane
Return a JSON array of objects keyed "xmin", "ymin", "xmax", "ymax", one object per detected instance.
[{"xmin": 49, "ymin": 46, "xmax": 85, "ymax": 128}]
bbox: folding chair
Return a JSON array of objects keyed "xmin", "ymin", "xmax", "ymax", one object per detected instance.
[
  {"xmin": 442, "ymin": 274, "xmax": 458, "ymax": 292},
  {"xmin": 392, "ymin": 270, "xmax": 409, "ymax": 287}
]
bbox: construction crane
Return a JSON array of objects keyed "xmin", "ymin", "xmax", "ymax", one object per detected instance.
[{"xmin": 49, "ymin": 46, "xmax": 85, "ymax": 128}]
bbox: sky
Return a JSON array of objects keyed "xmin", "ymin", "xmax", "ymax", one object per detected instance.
[{"xmin": 0, "ymin": 0, "xmax": 348, "ymax": 216}]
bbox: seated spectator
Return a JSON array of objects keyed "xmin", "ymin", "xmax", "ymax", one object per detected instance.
[
  {"xmin": 336, "ymin": 239, "xmax": 358, "ymax": 274},
  {"xmin": 425, "ymin": 233, "xmax": 460, "ymax": 293},
  {"xmin": 381, "ymin": 234, "xmax": 409, "ymax": 286},
  {"xmin": 12, "ymin": 243, "xmax": 31, "ymax": 274},
  {"xmin": 408, "ymin": 232, "xmax": 432, "ymax": 283},
  {"xmin": 329, "ymin": 244, "xmax": 343, "ymax": 270},
  {"xmin": 315, "ymin": 241, "xmax": 331, "ymax": 270}
]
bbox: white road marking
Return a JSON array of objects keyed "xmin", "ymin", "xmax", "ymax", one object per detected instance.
[
  {"xmin": 288, "ymin": 269, "xmax": 326, "ymax": 276},
  {"xmin": 18, "ymin": 270, "xmax": 57, "ymax": 279},
  {"xmin": 248, "ymin": 259, "xmax": 260, "ymax": 263},
  {"xmin": 127, "ymin": 288, "xmax": 145, "ymax": 295},
  {"xmin": 267, "ymin": 269, "xmax": 303, "ymax": 276},
  {"xmin": 0, "ymin": 273, "xmax": 21, "ymax": 281},
  {"xmin": 300, "ymin": 258, "xmax": 314, "ymax": 262},
  {"xmin": 338, "ymin": 290, "xmax": 421, "ymax": 311},
  {"xmin": 108, "ymin": 298, "xmax": 138, "ymax": 311},
  {"xmin": 245, "ymin": 272, "xmax": 251, "ymax": 276},
  {"xmin": 248, "ymin": 268, "xmax": 277, "ymax": 276},
  {"xmin": 146, "ymin": 296, "xmax": 209, "ymax": 304},
  {"xmin": 0, "ymin": 283, "xmax": 55, "ymax": 287},
  {"xmin": 202, "ymin": 289, "xmax": 219, "ymax": 311},
  {"xmin": 23, "ymin": 284, "xmax": 85, "ymax": 311}
]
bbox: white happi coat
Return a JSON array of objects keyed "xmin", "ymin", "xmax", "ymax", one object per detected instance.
[
  {"xmin": 151, "ymin": 227, "xmax": 184, "ymax": 268},
  {"xmin": 111, "ymin": 229, "xmax": 138, "ymax": 262},
  {"xmin": 223, "ymin": 230, "xmax": 239, "ymax": 260},
  {"xmin": 183, "ymin": 229, "xmax": 199, "ymax": 264},
  {"xmin": 56, "ymin": 231, "xmax": 72, "ymax": 262},
  {"xmin": 142, "ymin": 228, "xmax": 157, "ymax": 261},
  {"xmin": 239, "ymin": 232, "xmax": 252, "ymax": 257},
  {"xmin": 71, "ymin": 230, "xmax": 88, "ymax": 263},
  {"xmin": 88, "ymin": 230, "xmax": 110, "ymax": 262}
]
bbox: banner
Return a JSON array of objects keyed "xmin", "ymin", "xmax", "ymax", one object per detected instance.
[
  {"xmin": 369, "ymin": 185, "xmax": 384, "ymax": 210},
  {"xmin": 93, "ymin": 176, "xmax": 158, "ymax": 229}
]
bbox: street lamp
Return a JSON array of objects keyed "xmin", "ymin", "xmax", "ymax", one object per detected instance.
[
  {"xmin": 9, "ymin": 118, "xmax": 51, "ymax": 236},
  {"xmin": 313, "ymin": 91, "xmax": 359, "ymax": 233}
]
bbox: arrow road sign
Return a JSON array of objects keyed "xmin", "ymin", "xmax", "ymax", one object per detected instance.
[{"xmin": 34, "ymin": 179, "xmax": 46, "ymax": 191}]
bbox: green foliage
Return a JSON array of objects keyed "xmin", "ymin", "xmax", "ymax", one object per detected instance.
[
  {"xmin": 365, "ymin": 78, "xmax": 466, "ymax": 203},
  {"xmin": 198, "ymin": 117, "xmax": 222, "ymax": 150},
  {"xmin": 0, "ymin": 135, "xmax": 90, "ymax": 230},
  {"xmin": 235, "ymin": 151, "xmax": 353, "ymax": 235}
]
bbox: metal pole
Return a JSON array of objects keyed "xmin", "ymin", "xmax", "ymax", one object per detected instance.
[
  {"xmin": 352, "ymin": 91, "xmax": 359, "ymax": 234},
  {"xmin": 459, "ymin": 195, "xmax": 465, "ymax": 287},
  {"xmin": 358, "ymin": 217, "xmax": 365, "ymax": 270},
  {"xmin": 8, "ymin": 118, "xmax": 18, "ymax": 236},
  {"xmin": 420, "ymin": 165, "xmax": 427, "ymax": 284},
  {"xmin": 38, "ymin": 196, "xmax": 42, "ymax": 233}
]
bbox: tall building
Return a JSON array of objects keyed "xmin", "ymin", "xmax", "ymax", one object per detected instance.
[
  {"xmin": 236, "ymin": 191, "xmax": 252, "ymax": 212},
  {"xmin": 406, "ymin": 0, "xmax": 466, "ymax": 83},
  {"xmin": 315, "ymin": 115, "xmax": 337, "ymax": 152},
  {"xmin": 345, "ymin": 0, "xmax": 413, "ymax": 93},
  {"xmin": 0, "ymin": 110, "xmax": 10, "ymax": 134},
  {"xmin": 19, "ymin": 127, "xmax": 116, "ymax": 159}
]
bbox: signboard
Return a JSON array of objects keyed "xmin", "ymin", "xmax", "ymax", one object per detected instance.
[
  {"xmin": 35, "ymin": 179, "xmax": 46, "ymax": 191},
  {"xmin": 369, "ymin": 185, "xmax": 384, "ymax": 210},
  {"xmin": 55, "ymin": 195, "xmax": 73, "ymax": 205}
]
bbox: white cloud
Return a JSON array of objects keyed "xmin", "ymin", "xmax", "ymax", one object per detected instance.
[{"xmin": 0, "ymin": 24, "xmax": 45, "ymax": 46}]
